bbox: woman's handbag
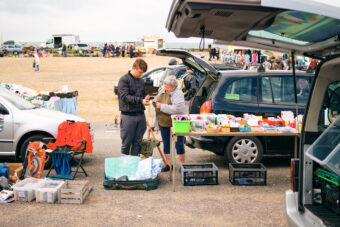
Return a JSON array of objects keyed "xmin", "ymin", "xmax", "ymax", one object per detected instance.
[{"xmin": 33, "ymin": 61, "xmax": 36, "ymax": 68}]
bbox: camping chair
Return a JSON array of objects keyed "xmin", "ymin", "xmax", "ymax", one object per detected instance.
[{"xmin": 45, "ymin": 120, "xmax": 93, "ymax": 180}]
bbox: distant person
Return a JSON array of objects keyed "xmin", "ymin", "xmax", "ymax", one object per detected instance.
[
  {"xmin": 103, "ymin": 43, "xmax": 107, "ymax": 57},
  {"xmin": 310, "ymin": 58, "xmax": 318, "ymax": 70},
  {"xmin": 115, "ymin": 46, "xmax": 120, "ymax": 57},
  {"xmin": 297, "ymin": 78, "xmax": 310, "ymax": 97},
  {"xmin": 179, "ymin": 66, "xmax": 199, "ymax": 102},
  {"xmin": 62, "ymin": 44, "xmax": 67, "ymax": 57},
  {"xmin": 244, "ymin": 52, "xmax": 250, "ymax": 69},
  {"xmin": 117, "ymin": 58, "xmax": 150, "ymax": 156},
  {"xmin": 211, "ymin": 47, "xmax": 216, "ymax": 60},
  {"xmin": 121, "ymin": 45, "xmax": 126, "ymax": 57},
  {"xmin": 277, "ymin": 57, "xmax": 284, "ymax": 70},
  {"xmin": 110, "ymin": 44, "xmax": 116, "ymax": 57},
  {"xmin": 34, "ymin": 51, "xmax": 40, "ymax": 72},
  {"xmin": 208, "ymin": 44, "xmax": 213, "ymax": 61},
  {"xmin": 153, "ymin": 76, "xmax": 186, "ymax": 171},
  {"xmin": 216, "ymin": 48, "xmax": 220, "ymax": 60},
  {"xmin": 263, "ymin": 57, "xmax": 271, "ymax": 70},
  {"xmin": 137, "ymin": 46, "xmax": 142, "ymax": 57},
  {"xmin": 129, "ymin": 45, "xmax": 135, "ymax": 58},
  {"xmin": 74, "ymin": 44, "xmax": 79, "ymax": 53}
]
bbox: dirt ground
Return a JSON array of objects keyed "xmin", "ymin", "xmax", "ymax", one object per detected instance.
[{"xmin": 0, "ymin": 55, "xmax": 290, "ymax": 226}]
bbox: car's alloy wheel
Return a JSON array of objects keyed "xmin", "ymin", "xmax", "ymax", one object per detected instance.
[{"xmin": 225, "ymin": 136, "xmax": 263, "ymax": 164}]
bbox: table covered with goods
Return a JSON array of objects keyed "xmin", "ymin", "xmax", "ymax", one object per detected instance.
[{"xmin": 169, "ymin": 111, "xmax": 302, "ymax": 191}]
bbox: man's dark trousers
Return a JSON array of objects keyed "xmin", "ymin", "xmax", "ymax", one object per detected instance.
[{"xmin": 120, "ymin": 113, "xmax": 146, "ymax": 156}]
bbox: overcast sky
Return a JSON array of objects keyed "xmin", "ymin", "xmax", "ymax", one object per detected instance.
[{"xmin": 0, "ymin": 0, "xmax": 201, "ymax": 43}]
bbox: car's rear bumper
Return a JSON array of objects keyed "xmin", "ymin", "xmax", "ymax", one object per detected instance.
[{"xmin": 285, "ymin": 190, "xmax": 325, "ymax": 227}]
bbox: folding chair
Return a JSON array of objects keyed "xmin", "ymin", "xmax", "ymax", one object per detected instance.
[{"xmin": 46, "ymin": 120, "xmax": 93, "ymax": 180}]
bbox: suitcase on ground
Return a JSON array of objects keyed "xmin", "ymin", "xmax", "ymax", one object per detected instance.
[{"xmin": 103, "ymin": 156, "xmax": 158, "ymax": 191}]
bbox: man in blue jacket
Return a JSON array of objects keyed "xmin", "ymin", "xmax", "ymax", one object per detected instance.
[{"xmin": 118, "ymin": 59, "xmax": 150, "ymax": 156}]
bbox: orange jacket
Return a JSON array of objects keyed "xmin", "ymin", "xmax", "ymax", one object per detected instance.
[{"xmin": 47, "ymin": 121, "xmax": 93, "ymax": 153}]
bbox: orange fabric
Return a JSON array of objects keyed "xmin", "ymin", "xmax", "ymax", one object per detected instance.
[
  {"xmin": 47, "ymin": 121, "xmax": 93, "ymax": 153},
  {"xmin": 27, "ymin": 142, "xmax": 46, "ymax": 178}
]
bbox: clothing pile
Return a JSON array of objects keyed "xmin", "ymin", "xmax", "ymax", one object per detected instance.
[
  {"xmin": 1, "ymin": 83, "xmax": 78, "ymax": 115},
  {"xmin": 105, "ymin": 156, "xmax": 163, "ymax": 181}
]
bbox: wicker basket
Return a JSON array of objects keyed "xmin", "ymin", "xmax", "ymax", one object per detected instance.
[
  {"xmin": 221, "ymin": 127, "xmax": 230, "ymax": 133},
  {"xmin": 206, "ymin": 127, "xmax": 221, "ymax": 133}
]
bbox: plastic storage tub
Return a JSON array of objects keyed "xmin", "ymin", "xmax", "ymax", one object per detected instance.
[
  {"xmin": 36, "ymin": 180, "xmax": 65, "ymax": 203},
  {"xmin": 306, "ymin": 116, "xmax": 340, "ymax": 175},
  {"xmin": 12, "ymin": 178, "xmax": 45, "ymax": 202}
]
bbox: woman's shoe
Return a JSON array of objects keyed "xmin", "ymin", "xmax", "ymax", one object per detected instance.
[
  {"xmin": 161, "ymin": 165, "xmax": 170, "ymax": 172},
  {"xmin": 161, "ymin": 165, "xmax": 173, "ymax": 172}
]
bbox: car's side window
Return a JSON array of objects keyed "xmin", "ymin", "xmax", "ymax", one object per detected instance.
[
  {"xmin": 261, "ymin": 77, "xmax": 273, "ymax": 103},
  {"xmin": 147, "ymin": 68, "xmax": 166, "ymax": 87},
  {"xmin": 176, "ymin": 69, "xmax": 186, "ymax": 79},
  {"xmin": 320, "ymin": 81, "xmax": 340, "ymax": 126},
  {"xmin": 224, "ymin": 78, "xmax": 257, "ymax": 102},
  {"xmin": 0, "ymin": 103, "xmax": 9, "ymax": 115},
  {"xmin": 270, "ymin": 76, "xmax": 295, "ymax": 104}
]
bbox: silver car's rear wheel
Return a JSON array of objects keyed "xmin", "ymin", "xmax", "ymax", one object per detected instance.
[
  {"xmin": 20, "ymin": 134, "xmax": 52, "ymax": 168},
  {"xmin": 225, "ymin": 136, "xmax": 263, "ymax": 163}
]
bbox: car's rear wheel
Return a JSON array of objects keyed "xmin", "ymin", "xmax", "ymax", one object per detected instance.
[
  {"xmin": 224, "ymin": 136, "xmax": 263, "ymax": 163},
  {"xmin": 20, "ymin": 134, "xmax": 52, "ymax": 169}
]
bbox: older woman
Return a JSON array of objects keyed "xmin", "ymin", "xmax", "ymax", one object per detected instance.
[{"xmin": 154, "ymin": 76, "xmax": 186, "ymax": 172}]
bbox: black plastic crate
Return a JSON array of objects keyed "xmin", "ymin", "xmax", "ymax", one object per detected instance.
[
  {"xmin": 229, "ymin": 163, "xmax": 266, "ymax": 186},
  {"xmin": 319, "ymin": 176, "xmax": 340, "ymax": 215},
  {"xmin": 181, "ymin": 163, "xmax": 218, "ymax": 186}
]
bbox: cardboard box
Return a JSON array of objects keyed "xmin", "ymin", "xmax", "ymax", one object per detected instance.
[{"xmin": 7, "ymin": 163, "xmax": 23, "ymax": 178}]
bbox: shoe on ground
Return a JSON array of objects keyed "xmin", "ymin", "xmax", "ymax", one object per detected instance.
[{"xmin": 161, "ymin": 165, "xmax": 170, "ymax": 172}]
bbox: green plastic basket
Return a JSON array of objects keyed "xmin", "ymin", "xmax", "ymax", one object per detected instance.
[
  {"xmin": 318, "ymin": 168, "xmax": 340, "ymax": 187},
  {"xmin": 173, "ymin": 120, "xmax": 191, "ymax": 133}
]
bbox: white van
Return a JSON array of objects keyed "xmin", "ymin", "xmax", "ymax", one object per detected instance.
[
  {"xmin": 42, "ymin": 34, "xmax": 80, "ymax": 49},
  {"xmin": 166, "ymin": 1, "xmax": 340, "ymax": 226}
]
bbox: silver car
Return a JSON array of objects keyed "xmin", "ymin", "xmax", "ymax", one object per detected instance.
[
  {"xmin": 2, "ymin": 44, "xmax": 24, "ymax": 55},
  {"xmin": 0, "ymin": 87, "xmax": 86, "ymax": 164}
]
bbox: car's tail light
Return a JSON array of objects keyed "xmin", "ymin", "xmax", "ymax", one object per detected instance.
[
  {"xmin": 290, "ymin": 159, "xmax": 299, "ymax": 192},
  {"xmin": 200, "ymin": 100, "xmax": 212, "ymax": 114}
]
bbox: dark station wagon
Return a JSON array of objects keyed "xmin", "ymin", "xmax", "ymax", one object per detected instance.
[{"xmin": 188, "ymin": 69, "xmax": 314, "ymax": 163}]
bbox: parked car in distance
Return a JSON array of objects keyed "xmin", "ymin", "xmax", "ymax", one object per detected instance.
[
  {"xmin": 114, "ymin": 51, "xmax": 240, "ymax": 96},
  {"xmin": 2, "ymin": 44, "xmax": 24, "ymax": 55},
  {"xmin": 187, "ymin": 69, "xmax": 314, "ymax": 163},
  {"xmin": 114, "ymin": 63, "xmax": 184, "ymax": 96},
  {"xmin": 0, "ymin": 47, "xmax": 4, "ymax": 57},
  {"xmin": 0, "ymin": 87, "xmax": 87, "ymax": 166},
  {"xmin": 71, "ymin": 43, "xmax": 90, "ymax": 51},
  {"xmin": 165, "ymin": 0, "xmax": 340, "ymax": 226}
]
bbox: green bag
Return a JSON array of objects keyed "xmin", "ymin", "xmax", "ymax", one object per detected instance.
[{"xmin": 140, "ymin": 138, "xmax": 160, "ymax": 157}]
